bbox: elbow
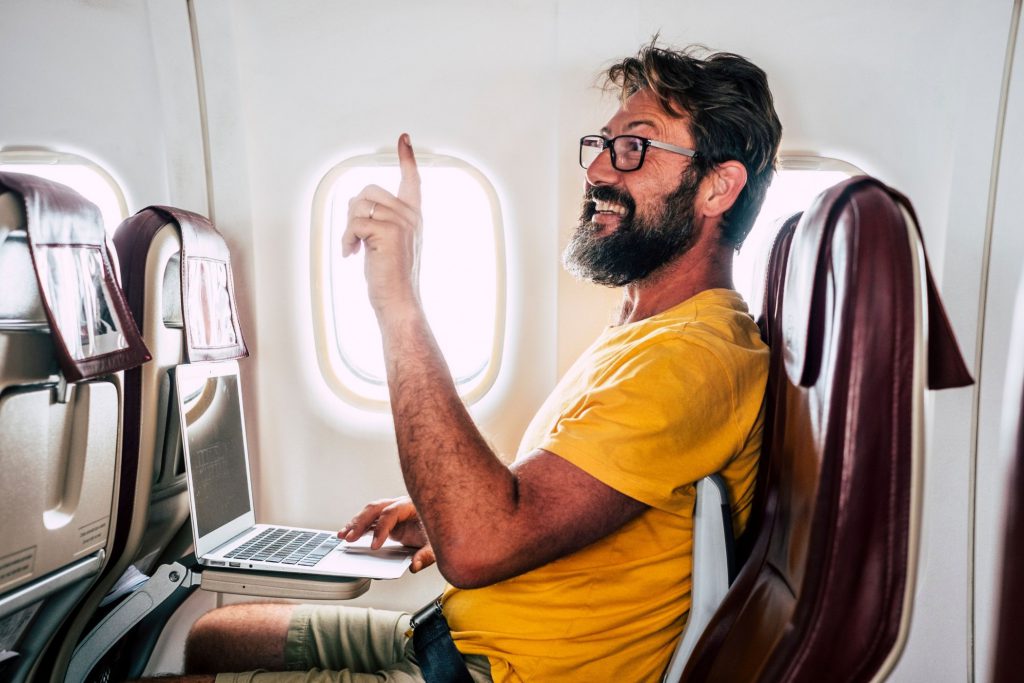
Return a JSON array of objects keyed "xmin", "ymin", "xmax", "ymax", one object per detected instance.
[{"xmin": 434, "ymin": 544, "xmax": 510, "ymax": 589}]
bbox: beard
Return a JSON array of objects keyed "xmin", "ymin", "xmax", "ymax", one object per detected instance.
[{"xmin": 563, "ymin": 169, "xmax": 702, "ymax": 287}]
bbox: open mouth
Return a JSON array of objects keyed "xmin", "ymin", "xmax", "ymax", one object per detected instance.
[
  {"xmin": 593, "ymin": 199, "xmax": 628, "ymax": 217},
  {"xmin": 580, "ymin": 186, "xmax": 635, "ymax": 230}
]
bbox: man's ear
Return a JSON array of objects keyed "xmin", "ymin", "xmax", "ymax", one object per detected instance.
[{"xmin": 699, "ymin": 161, "xmax": 748, "ymax": 219}]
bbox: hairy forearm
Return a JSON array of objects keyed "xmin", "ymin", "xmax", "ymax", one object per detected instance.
[
  {"xmin": 349, "ymin": 138, "xmax": 646, "ymax": 588},
  {"xmin": 379, "ymin": 304, "xmax": 520, "ymax": 585}
]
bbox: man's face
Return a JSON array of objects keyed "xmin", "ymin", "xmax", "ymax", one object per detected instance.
[{"xmin": 564, "ymin": 89, "xmax": 704, "ymax": 287}]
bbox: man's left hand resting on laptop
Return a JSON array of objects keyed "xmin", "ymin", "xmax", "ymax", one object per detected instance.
[{"xmin": 339, "ymin": 497, "xmax": 436, "ymax": 573}]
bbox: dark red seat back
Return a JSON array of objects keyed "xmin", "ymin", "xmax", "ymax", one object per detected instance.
[
  {"xmin": 990, "ymin": 279, "xmax": 1024, "ymax": 683},
  {"xmin": 679, "ymin": 177, "xmax": 972, "ymax": 683}
]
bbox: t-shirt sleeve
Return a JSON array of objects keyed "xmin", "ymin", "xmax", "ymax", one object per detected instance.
[{"xmin": 537, "ymin": 336, "xmax": 745, "ymax": 514}]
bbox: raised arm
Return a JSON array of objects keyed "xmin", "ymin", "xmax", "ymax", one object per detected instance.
[{"xmin": 341, "ymin": 134, "xmax": 647, "ymax": 588}]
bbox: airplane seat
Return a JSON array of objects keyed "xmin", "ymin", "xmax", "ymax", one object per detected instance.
[
  {"xmin": 674, "ymin": 176, "xmax": 973, "ymax": 682},
  {"xmin": 0, "ymin": 172, "xmax": 149, "ymax": 683},
  {"xmin": 111, "ymin": 204, "xmax": 251, "ymax": 575},
  {"xmin": 989, "ymin": 275, "xmax": 1024, "ymax": 683},
  {"xmin": 55, "ymin": 205, "xmax": 249, "ymax": 683}
]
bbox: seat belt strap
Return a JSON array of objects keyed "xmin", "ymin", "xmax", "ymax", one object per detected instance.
[{"xmin": 410, "ymin": 597, "xmax": 474, "ymax": 683}]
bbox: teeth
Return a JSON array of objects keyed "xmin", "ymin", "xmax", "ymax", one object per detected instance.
[{"xmin": 594, "ymin": 200, "xmax": 626, "ymax": 215}]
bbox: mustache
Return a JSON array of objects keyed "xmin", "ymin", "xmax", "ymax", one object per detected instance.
[{"xmin": 580, "ymin": 185, "xmax": 636, "ymax": 224}]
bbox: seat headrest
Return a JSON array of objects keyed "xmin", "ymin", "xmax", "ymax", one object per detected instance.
[
  {"xmin": 114, "ymin": 205, "xmax": 248, "ymax": 363},
  {"xmin": 162, "ymin": 252, "xmax": 183, "ymax": 328},
  {"xmin": 0, "ymin": 172, "xmax": 150, "ymax": 381},
  {"xmin": 0, "ymin": 194, "xmax": 47, "ymax": 328},
  {"xmin": 781, "ymin": 176, "xmax": 972, "ymax": 390}
]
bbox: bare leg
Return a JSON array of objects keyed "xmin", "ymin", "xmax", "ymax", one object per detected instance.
[{"xmin": 185, "ymin": 603, "xmax": 296, "ymax": 674}]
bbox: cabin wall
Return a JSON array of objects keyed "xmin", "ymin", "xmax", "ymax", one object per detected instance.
[
  {"xmin": 186, "ymin": 1, "xmax": 565, "ymax": 613},
  {"xmin": 972, "ymin": 7, "xmax": 1024, "ymax": 683},
  {"xmin": 1, "ymin": 1, "xmax": 205, "ymax": 210},
  {"xmin": 2, "ymin": 0, "xmax": 1021, "ymax": 679}
]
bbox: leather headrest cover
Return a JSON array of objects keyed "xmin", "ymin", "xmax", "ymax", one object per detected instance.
[
  {"xmin": 0, "ymin": 172, "xmax": 150, "ymax": 381},
  {"xmin": 782, "ymin": 176, "xmax": 973, "ymax": 389},
  {"xmin": 114, "ymin": 205, "xmax": 248, "ymax": 363}
]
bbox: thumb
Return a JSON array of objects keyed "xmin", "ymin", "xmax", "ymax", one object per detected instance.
[
  {"xmin": 397, "ymin": 133, "xmax": 422, "ymax": 209},
  {"xmin": 410, "ymin": 545, "xmax": 436, "ymax": 573}
]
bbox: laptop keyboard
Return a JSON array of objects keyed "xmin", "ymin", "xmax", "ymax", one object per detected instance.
[{"xmin": 224, "ymin": 528, "xmax": 341, "ymax": 567}]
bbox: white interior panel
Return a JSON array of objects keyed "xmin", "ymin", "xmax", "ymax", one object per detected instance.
[
  {"xmin": 972, "ymin": 12, "xmax": 1024, "ymax": 682},
  {"xmin": 0, "ymin": 0, "xmax": 206, "ymax": 215}
]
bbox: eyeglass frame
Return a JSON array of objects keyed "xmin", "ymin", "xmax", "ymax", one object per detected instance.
[{"xmin": 579, "ymin": 134, "xmax": 700, "ymax": 172}]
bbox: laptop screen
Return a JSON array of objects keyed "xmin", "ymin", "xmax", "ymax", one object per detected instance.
[{"xmin": 178, "ymin": 366, "xmax": 253, "ymax": 538}]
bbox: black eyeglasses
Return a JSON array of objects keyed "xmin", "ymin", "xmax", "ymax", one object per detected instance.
[{"xmin": 579, "ymin": 134, "xmax": 699, "ymax": 172}]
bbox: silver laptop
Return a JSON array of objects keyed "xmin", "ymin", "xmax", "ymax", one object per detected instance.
[{"xmin": 175, "ymin": 360, "xmax": 412, "ymax": 580}]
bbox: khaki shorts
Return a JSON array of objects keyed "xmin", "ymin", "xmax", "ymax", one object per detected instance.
[{"xmin": 214, "ymin": 604, "xmax": 492, "ymax": 683}]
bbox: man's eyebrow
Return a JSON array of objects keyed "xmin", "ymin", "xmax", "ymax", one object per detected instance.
[
  {"xmin": 599, "ymin": 120, "xmax": 658, "ymax": 137},
  {"xmin": 624, "ymin": 120, "xmax": 658, "ymax": 132}
]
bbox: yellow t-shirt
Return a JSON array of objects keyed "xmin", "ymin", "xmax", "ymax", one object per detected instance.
[{"xmin": 442, "ymin": 288, "xmax": 767, "ymax": 682}]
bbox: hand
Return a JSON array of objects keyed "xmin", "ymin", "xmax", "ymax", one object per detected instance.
[
  {"xmin": 341, "ymin": 133, "xmax": 423, "ymax": 318},
  {"xmin": 338, "ymin": 496, "xmax": 436, "ymax": 573}
]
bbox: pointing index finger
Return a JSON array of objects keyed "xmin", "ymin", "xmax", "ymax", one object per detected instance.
[{"xmin": 397, "ymin": 133, "xmax": 421, "ymax": 210}]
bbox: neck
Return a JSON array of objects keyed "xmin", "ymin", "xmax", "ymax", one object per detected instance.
[{"xmin": 615, "ymin": 233, "xmax": 735, "ymax": 325}]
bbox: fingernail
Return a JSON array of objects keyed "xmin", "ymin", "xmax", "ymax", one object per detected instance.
[{"xmin": 402, "ymin": 133, "xmax": 411, "ymax": 147}]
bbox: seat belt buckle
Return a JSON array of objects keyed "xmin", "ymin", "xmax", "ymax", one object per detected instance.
[{"xmin": 406, "ymin": 596, "xmax": 443, "ymax": 638}]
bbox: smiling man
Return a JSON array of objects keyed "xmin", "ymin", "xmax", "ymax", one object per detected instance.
[{"xmin": 173, "ymin": 42, "xmax": 782, "ymax": 683}]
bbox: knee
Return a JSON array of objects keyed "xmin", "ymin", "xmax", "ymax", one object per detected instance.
[
  {"xmin": 185, "ymin": 603, "xmax": 294, "ymax": 674},
  {"xmin": 184, "ymin": 607, "xmax": 231, "ymax": 673},
  {"xmin": 185, "ymin": 606, "xmax": 238, "ymax": 674}
]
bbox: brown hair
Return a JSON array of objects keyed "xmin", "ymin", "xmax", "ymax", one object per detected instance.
[{"xmin": 605, "ymin": 41, "xmax": 783, "ymax": 247}]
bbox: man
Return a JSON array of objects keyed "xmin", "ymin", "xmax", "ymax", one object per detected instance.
[{"xmin": 175, "ymin": 41, "xmax": 781, "ymax": 682}]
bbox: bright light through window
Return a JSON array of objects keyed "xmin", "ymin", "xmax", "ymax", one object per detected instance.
[
  {"xmin": 735, "ymin": 158, "xmax": 860, "ymax": 317},
  {"xmin": 312, "ymin": 154, "xmax": 505, "ymax": 409},
  {"xmin": 0, "ymin": 152, "xmax": 127, "ymax": 236}
]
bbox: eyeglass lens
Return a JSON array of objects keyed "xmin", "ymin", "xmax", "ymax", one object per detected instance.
[{"xmin": 579, "ymin": 136, "xmax": 645, "ymax": 171}]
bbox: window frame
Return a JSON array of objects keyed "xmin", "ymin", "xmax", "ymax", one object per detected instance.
[
  {"xmin": 777, "ymin": 154, "xmax": 863, "ymax": 176},
  {"xmin": 0, "ymin": 147, "xmax": 129, "ymax": 233},
  {"xmin": 310, "ymin": 151, "xmax": 507, "ymax": 411},
  {"xmin": 737, "ymin": 153, "xmax": 864, "ymax": 300}
]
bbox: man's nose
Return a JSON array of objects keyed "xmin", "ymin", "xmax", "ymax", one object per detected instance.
[{"xmin": 585, "ymin": 146, "xmax": 620, "ymax": 186}]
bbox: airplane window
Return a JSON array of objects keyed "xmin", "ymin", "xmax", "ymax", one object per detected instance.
[
  {"xmin": 0, "ymin": 150, "xmax": 127, "ymax": 236},
  {"xmin": 312, "ymin": 153, "xmax": 505, "ymax": 409},
  {"xmin": 736, "ymin": 156, "xmax": 862, "ymax": 317}
]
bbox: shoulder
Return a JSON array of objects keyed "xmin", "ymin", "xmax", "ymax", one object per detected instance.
[{"xmin": 593, "ymin": 297, "xmax": 765, "ymax": 389}]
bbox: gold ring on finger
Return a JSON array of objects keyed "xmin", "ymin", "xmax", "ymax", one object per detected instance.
[{"xmin": 368, "ymin": 201, "xmax": 377, "ymax": 220}]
